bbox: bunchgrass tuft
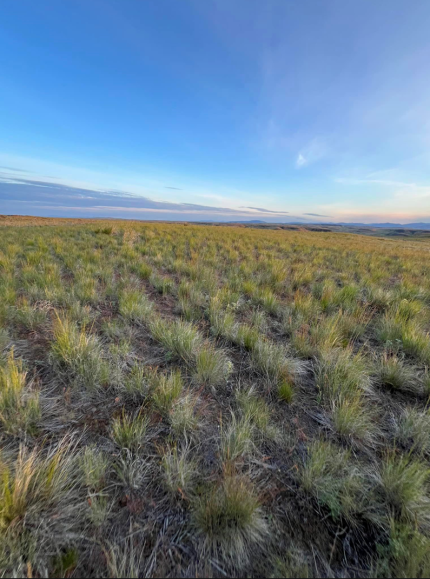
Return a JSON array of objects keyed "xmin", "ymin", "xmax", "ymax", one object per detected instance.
[
  {"xmin": 377, "ymin": 353, "xmax": 419, "ymax": 393},
  {"xmin": 81, "ymin": 446, "xmax": 109, "ymax": 491},
  {"xmin": 161, "ymin": 443, "xmax": 197, "ymax": 497},
  {"xmin": 119, "ymin": 289, "xmax": 154, "ymax": 322},
  {"xmin": 396, "ymin": 407, "xmax": 430, "ymax": 456},
  {"xmin": 221, "ymin": 413, "xmax": 254, "ymax": 462},
  {"xmin": 278, "ymin": 379, "xmax": 294, "ymax": 403},
  {"xmin": 110, "ymin": 411, "xmax": 150, "ymax": 452},
  {"xmin": 169, "ymin": 393, "xmax": 200, "ymax": 436},
  {"xmin": 193, "ymin": 475, "xmax": 269, "ymax": 563},
  {"xmin": 50, "ymin": 315, "xmax": 107, "ymax": 390},
  {"xmin": 251, "ymin": 339, "xmax": 304, "ymax": 388},
  {"xmin": 375, "ymin": 454, "xmax": 430, "ymax": 529},
  {"xmin": 150, "ymin": 318, "xmax": 203, "ymax": 365},
  {"xmin": 151, "ymin": 369, "xmax": 183, "ymax": 413},
  {"xmin": 0, "ymin": 351, "xmax": 40, "ymax": 436},
  {"xmin": 194, "ymin": 346, "xmax": 232, "ymax": 387},
  {"xmin": 301, "ymin": 440, "xmax": 364, "ymax": 523}
]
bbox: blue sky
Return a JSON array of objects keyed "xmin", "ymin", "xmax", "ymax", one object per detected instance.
[{"xmin": 1, "ymin": 0, "xmax": 429, "ymax": 223}]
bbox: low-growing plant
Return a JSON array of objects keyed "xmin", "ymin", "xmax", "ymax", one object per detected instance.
[
  {"xmin": 193, "ymin": 475, "xmax": 269, "ymax": 563},
  {"xmin": 237, "ymin": 387, "xmax": 270, "ymax": 432},
  {"xmin": 119, "ymin": 289, "xmax": 154, "ymax": 322},
  {"xmin": 150, "ymin": 318, "xmax": 203, "ymax": 365},
  {"xmin": 300, "ymin": 440, "xmax": 364, "ymax": 523},
  {"xmin": 50, "ymin": 315, "xmax": 107, "ymax": 389},
  {"xmin": 152, "ymin": 369, "xmax": 183, "ymax": 413},
  {"xmin": 118, "ymin": 364, "xmax": 146, "ymax": 399},
  {"xmin": 375, "ymin": 454, "xmax": 430, "ymax": 529},
  {"xmin": 315, "ymin": 348, "xmax": 371, "ymax": 402},
  {"xmin": 110, "ymin": 411, "xmax": 150, "ymax": 452},
  {"xmin": 251, "ymin": 339, "xmax": 304, "ymax": 388},
  {"xmin": 377, "ymin": 352, "xmax": 419, "ymax": 393},
  {"xmin": 0, "ymin": 351, "xmax": 40, "ymax": 435},
  {"xmin": 161, "ymin": 443, "xmax": 197, "ymax": 496},
  {"xmin": 194, "ymin": 346, "xmax": 232, "ymax": 387},
  {"xmin": 169, "ymin": 393, "xmax": 199, "ymax": 436},
  {"xmin": 330, "ymin": 394, "xmax": 376, "ymax": 444},
  {"xmin": 278, "ymin": 379, "xmax": 294, "ymax": 403},
  {"xmin": 81, "ymin": 446, "xmax": 109, "ymax": 491},
  {"xmin": 221, "ymin": 413, "xmax": 254, "ymax": 462},
  {"xmin": 375, "ymin": 520, "xmax": 430, "ymax": 578}
]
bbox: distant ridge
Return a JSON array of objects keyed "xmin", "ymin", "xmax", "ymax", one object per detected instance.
[{"xmin": 226, "ymin": 220, "xmax": 430, "ymax": 230}]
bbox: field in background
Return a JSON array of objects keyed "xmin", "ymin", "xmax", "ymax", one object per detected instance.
[{"xmin": 0, "ymin": 216, "xmax": 430, "ymax": 577}]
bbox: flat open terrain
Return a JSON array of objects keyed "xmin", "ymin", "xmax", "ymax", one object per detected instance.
[{"xmin": 1, "ymin": 216, "xmax": 430, "ymax": 577}]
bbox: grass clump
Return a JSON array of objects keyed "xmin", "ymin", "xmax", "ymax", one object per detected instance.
[
  {"xmin": 301, "ymin": 440, "xmax": 363, "ymax": 523},
  {"xmin": 377, "ymin": 353, "xmax": 419, "ymax": 393},
  {"xmin": 221, "ymin": 414, "xmax": 254, "ymax": 462},
  {"xmin": 330, "ymin": 394, "xmax": 376, "ymax": 444},
  {"xmin": 193, "ymin": 475, "xmax": 268, "ymax": 563},
  {"xmin": 0, "ymin": 351, "xmax": 40, "ymax": 436},
  {"xmin": 278, "ymin": 379, "xmax": 294, "ymax": 403},
  {"xmin": 375, "ymin": 521, "xmax": 430, "ymax": 579},
  {"xmin": 316, "ymin": 349, "xmax": 376, "ymax": 443},
  {"xmin": 169, "ymin": 393, "xmax": 199, "ymax": 436},
  {"xmin": 396, "ymin": 407, "xmax": 430, "ymax": 456},
  {"xmin": 0, "ymin": 439, "xmax": 84, "ymax": 575},
  {"xmin": 50, "ymin": 315, "xmax": 107, "ymax": 390},
  {"xmin": 194, "ymin": 346, "xmax": 232, "ymax": 387},
  {"xmin": 119, "ymin": 289, "xmax": 153, "ymax": 322},
  {"xmin": 237, "ymin": 387, "xmax": 270, "ymax": 432},
  {"xmin": 375, "ymin": 454, "xmax": 430, "ymax": 529},
  {"xmin": 161, "ymin": 443, "xmax": 196, "ymax": 497},
  {"xmin": 316, "ymin": 348, "xmax": 371, "ymax": 400},
  {"xmin": 150, "ymin": 318, "xmax": 203, "ymax": 365},
  {"xmin": 81, "ymin": 446, "xmax": 109, "ymax": 491},
  {"xmin": 251, "ymin": 339, "xmax": 303, "ymax": 388},
  {"xmin": 151, "ymin": 369, "xmax": 183, "ymax": 413},
  {"xmin": 110, "ymin": 411, "xmax": 150, "ymax": 452}
]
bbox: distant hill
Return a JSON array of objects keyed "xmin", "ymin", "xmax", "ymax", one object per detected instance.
[{"xmin": 226, "ymin": 220, "xmax": 430, "ymax": 230}]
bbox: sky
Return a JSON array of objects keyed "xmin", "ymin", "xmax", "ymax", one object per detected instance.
[{"xmin": 1, "ymin": 0, "xmax": 430, "ymax": 224}]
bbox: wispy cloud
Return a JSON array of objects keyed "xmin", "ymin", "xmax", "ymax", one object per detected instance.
[
  {"xmin": 296, "ymin": 154, "xmax": 307, "ymax": 168},
  {"xmin": 240, "ymin": 206, "xmax": 289, "ymax": 214},
  {"xmin": 296, "ymin": 138, "xmax": 329, "ymax": 169},
  {"xmin": 304, "ymin": 212, "xmax": 330, "ymax": 217},
  {"xmin": 164, "ymin": 186, "xmax": 183, "ymax": 190},
  {"xmin": 0, "ymin": 166, "xmax": 31, "ymax": 173}
]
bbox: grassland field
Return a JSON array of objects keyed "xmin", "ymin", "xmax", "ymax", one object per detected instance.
[{"xmin": 0, "ymin": 216, "xmax": 430, "ymax": 578}]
